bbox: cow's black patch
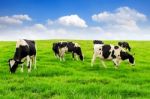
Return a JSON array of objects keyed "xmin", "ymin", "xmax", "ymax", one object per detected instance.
[
  {"xmin": 120, "ymin": 50, "xmax": 129, "ymax": 60},
  {"xmin": 118, "ymin": 41, "xmax": 131, "ymax": 51},
  {"xmin": 111, "ymin": 50, "xmax": 116, "ymax": 59},
  {"xmin": 102, "ymin": 45, "xmax": 111, "ymax": 59},
  {"xmin": 73, "ymin": 46, "xmax": 83, "ymax": 61},
  {"xmin": 67, "ymin": 42, "xmax": 75, "ymax": 52},
  {"xmin": 114, "ymin": 46, "xmax": 119, "ymax": 49},
  {"xmin": 128, "ymin": 55, "xmax": 134, "ymax": 64},
  {"xmin": 52, "ymin": 43, "xmax": 59, "ymax": 56},
  {"xmin": 120, "ymin": 50, "xmax": 134, "ymax": 64},
  {"xmin": 59, "ymin": 42, "xmax": 68, "ymax": 48},
  {"xmin": 93, "ymin": 40, "xmax": 104, "ymax": 44},
  {"xmin": 14, "ymin": 46, "xmax": 29, "ymax": 62}
]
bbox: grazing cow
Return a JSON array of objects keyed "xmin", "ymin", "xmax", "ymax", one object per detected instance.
[
  {"xmin": 52, "ymin": 41, "xmax": 84, "ymax": 61},
  {"xmin": 8, "ymin": 39, "xmax": 36, "ymax": 73},
  {"xmin": 91, "ymin": 44, "xmax": 135, "ymax": 68},
  {"xmin": 93, "ymin": 40, "xmax": 104, "ymax": 44},
  {"xmin": 118, "ymin": 41, "xmax": 131, "ymax": 51}
]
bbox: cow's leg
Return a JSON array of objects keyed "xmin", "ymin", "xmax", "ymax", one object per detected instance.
[
  {"xmin": 62, "ymin": 51, "xmax": 66, "ymax": 61},
  {"xmin": 101, "ymin": 60, "xmax": 107, "ymax": 68},
  {"xmin": 27, "ymin": 55, "xmax": 31, "ymax": 72},
  {"xmin": 75, "ymin": 53, "xmax": 79, "ymax": 61},
  {"xmin": 56, "ymin": 54, "xmax": 59, "ymax": 59},
  {"xmin": 91, "ymin": 53, "xmax": 96, "ymax": 67},
  {"xmin": 72, "ymin": 52, "xmax": 75, "ymax": 60},
  {"xmin": 33, "ymin": 55, "xmax": 37, "ymax": 69},
  {"xmin": 59, "ymin": 49, "xmax": 63, "ymax": 61},
  {"xmin": 59, "ymin": 53, "xmax": 62, "ymax": 61},
  {"xmin": 112, "ymin": 59, "xmax": 119, "ymax": 69},
  {"xmin": 55, "ymin": 53, "xmax": 59, "ymax": 59},
  {"xmin": 59, "ymin": 52, "xmax": 65, "ymax": 61},
  {"xmin": 21, "ymin": 64, "xmax": 24, "ymax": 72},
  {"xmin": 62, "ymin": 53, "xmax": 65, "ymax": 61}
]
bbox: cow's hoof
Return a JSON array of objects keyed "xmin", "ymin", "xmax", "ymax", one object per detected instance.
[{"xmin": 28, "ymin": 69, "xmax": 31, "ymax": 73}]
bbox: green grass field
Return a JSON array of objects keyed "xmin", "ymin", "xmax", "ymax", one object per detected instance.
[{"xmin": 0, "ymin": 40, "xmax": 150, "ymax": 99}]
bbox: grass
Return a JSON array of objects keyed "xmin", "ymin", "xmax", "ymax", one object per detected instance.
[{"xmin": 0, "ymin": 40, "xmax": 150, "ymax": 99}]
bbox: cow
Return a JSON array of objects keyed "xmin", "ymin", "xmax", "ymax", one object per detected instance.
[
  {"xmin": 91, "ymin": 44, "xmax": 135, "ymax": 69},
  {"xmin": 118, "ymin": 41, "xmax": 131, "ymax": 51},
  {"xmin": 93, "ymin": 40, "xmax": 104, "ymax": 44},
  {"xmin": 8, "ymin": 39, "xmax": 36, "ymax": 73},
  {"xmin": 52, "ymin": 41, "xmax": 84, "ymax": 61}
]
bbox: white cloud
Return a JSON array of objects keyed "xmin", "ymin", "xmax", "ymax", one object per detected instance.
[
  {"xmin": 92, "ymin": 7, "xmax": 147, "ymax": 31},
  {"xmin": 0, "ymin": 16, "xmax": 22, "ymax": 25},
  {"xmin": 0, "ymin": 14, "xmax": 31, "ymax": 26},
  {"xmin": 12, "ymin": 14, "xmax": 31, "ymax": 21},
  {"xmin": 57, "ymin": 14, "xmax": 87, "ymax": 28},
  {"xmin": 32, "ymin": 24, "xmax": 47, "ymax": 31},
  {"xmin": 47, "ymin": 19, "xmax": 54, "ymax": 25},
  {"xmin": 0, "ymin": 9, "xmax": 150, "ymax": 41}
]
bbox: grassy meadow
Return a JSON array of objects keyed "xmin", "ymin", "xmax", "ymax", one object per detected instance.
[{"xmin": 0, "ymin": 40, "xmax": 150, "ymax": 99}]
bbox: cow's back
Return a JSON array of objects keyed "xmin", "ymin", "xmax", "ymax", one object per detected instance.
[{"xmin": 94, "ymin": 44, "xmax": 115, "ymax": 60}]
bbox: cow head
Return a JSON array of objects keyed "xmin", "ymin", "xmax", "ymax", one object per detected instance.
[
  {"xmin": 128, "ymin": 54, "xmax": 135, "ymax": 65},
  {"xmin": 8, "ymin": 59, "xmax": 23, "ymax": 73},
  {"xmin": 120, "ymin": 51, "xmax": 135, "ymax": 65},
  {"xmin": 74, "ymin": 47, "xmax": 84, "ymax": 61}
]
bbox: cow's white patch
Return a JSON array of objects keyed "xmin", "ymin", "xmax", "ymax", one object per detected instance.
[
  {"xmin": 10, "ymin": 60, "xmax": 15, "ymax": 68},
  {"xmin": 16, "ymin": 39, "xmax": 28, "ymax": 48},
  {"xmin": 21, "ymin": 57, "xmax": 27, "ymax": 62},
  {"xmin": 74, "ymin": 43, "xmax": 80, "ymax": 47}
]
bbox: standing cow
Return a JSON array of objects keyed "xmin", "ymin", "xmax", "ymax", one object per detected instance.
[
  {"xmin": 91, "ymin": 44, "xmax": 135, "ymax": 69},
  {"xmin": 118, "ymin": 41, "xmax": 131, "ymax": 51},
  {"xmin": 52, "ymin": 41, "xmax": 84, "ymax": 61},
  {"xmin": 8, "ymin": 39, "xmax": 36, "ymax": 73}
]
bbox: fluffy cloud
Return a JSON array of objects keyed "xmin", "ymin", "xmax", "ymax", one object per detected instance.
[
  {"xmin": 57, "ymin": 15, "xmax": 87, "ymax": 28},
  {"xmin": 92, "ymin": 7, "xmax": 147, "ymax": 31},
  {"xmin": 32, "ymin": 24, "xmax": 47, "ymax": 31},
  {"xmin": 12, "ymin": 14, "xmax": 31, "ymax": 21},
  {"xmin": 0, "ymin": 14, "xmax": 31, "ymax": 26},
  {"xmin": 0, "ymin": 9, "xmax": 150, "ymax": 41},
  {"xmin": 47, "ymin": 19, "xmax": 54, "ymax": 25}
]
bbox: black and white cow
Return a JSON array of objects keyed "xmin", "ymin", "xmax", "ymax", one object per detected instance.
[
  {"xmin": 8, "ymin": 39, "xmax": 36, "ymax": 73},
  {"xmin": 91, "ymin": 44, "xmax": 135, "ymax": 68},
  {"xmin": 93, "ymin": 40, "xmax": 104, "ymax": 44},
  {"xmin": 118, "ymin": 41, "xmax": 131, "ymax": 51},
  {"xmin": 52, "ymin": 41, "xmax": 84, "ymax": 61}
]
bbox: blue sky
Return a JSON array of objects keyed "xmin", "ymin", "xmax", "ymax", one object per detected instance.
[{"xmin": 0, "ymin": 0, "xmax": 150, "ymax": 40}]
